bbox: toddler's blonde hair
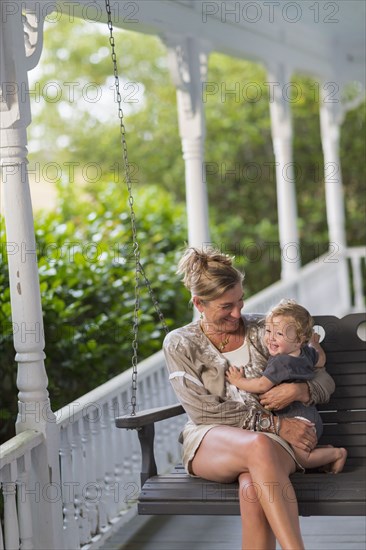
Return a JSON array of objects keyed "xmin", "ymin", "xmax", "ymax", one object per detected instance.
[{"xmin": 266, "ymin": 298, "xmax": 314, "ymax": 343}]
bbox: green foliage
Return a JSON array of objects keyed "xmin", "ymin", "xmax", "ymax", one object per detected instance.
[{"xmin": 0, "ymin": 182, "xmax": 191, "ymax": 442}]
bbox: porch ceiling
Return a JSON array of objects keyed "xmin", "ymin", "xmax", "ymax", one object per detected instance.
[{"xmin": 45, "ymin": 0, "xmax": 366, "ymax": 86}]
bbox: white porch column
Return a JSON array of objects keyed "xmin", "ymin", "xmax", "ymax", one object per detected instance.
[
  {"xmin": 319, "ymin": 97, "xmax": 347, "ymax": 251},
  {"xmin": 0, "ymin": 6, "xmax": 65, "ymax": 548},
  {"xmin": 165, "ymin": 35, "xmax": 211, "ymax": 249},
  {"xmin": 267, "ymin": 63, "xmax": 301, "ymax": 280}
]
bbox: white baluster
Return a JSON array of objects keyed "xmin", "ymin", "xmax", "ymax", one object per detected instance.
[
  {"xmin": 16, "ymin": 452, "xmax": 33, "ymax": 550},
  {"xmin": 107, "ymin": 397, "xmax": 123, "ymax": 520},
  {"xmin": 81, "ymin": 415, "xmax": 98, "ymax": 536},
  {"xmin": 59, "ymin": 426, "xmax": 79, "ymax": 549},
  {"xmin": 101, "ymin": 401, "xmax": 115, "ymax": 524},
  {"xmin": 151, "ymin": 370, "xmax": 160, "ymax": 408},
  {"xmin": 71, "ymin": 420, "xmax": 90, "ymax": 546},
  {"xmin": 159, "ymin": 364, "xmax": 170, "ymax": 406},
  {"xmin": 2, "ymin": 463, "xmax": 20, "ymax": 550},
  {"xmin": 88, "ymin": 405, "xmax": 108, "ymax": 532},
  {"xmin": 138, "ymin": 378, "xmax": 147, "ymax": 410},
  {"xmin": 351, "ymin": 255, "xmax": 365, "ymax": 311}
]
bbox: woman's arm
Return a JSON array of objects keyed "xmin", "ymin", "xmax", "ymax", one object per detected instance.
[
  {"xmin": 306, "ymin": 366, "xmax": 335, "ymax": 404},
  {"xmin": 259, "ymin": 367, "xmax": 335, "ymax": 410},
  {"xmin": 259, "ymin": 382, "xmax": 309, "ymax": 410}
]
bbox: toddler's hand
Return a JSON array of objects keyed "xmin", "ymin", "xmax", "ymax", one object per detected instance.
[
  {"xmin": 226, "ymin": 365, "xmax": 244, "ymax": 385},
  {"xmin": 309, "ymin": 330, "xmax": 326, "ymax": 368},
  {"xmin": 310, "ymin": 331, "xmax": 320, "ymax": 346}
]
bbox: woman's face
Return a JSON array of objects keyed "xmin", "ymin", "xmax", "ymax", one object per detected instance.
[{"xmin": 196, "ymin": 282, "xmax": 244, "ymax": 333}]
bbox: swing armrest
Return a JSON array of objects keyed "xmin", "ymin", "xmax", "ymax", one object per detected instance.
[
  {"xmin": 115, "ymin": 403, "xmax": 185, "ymax": 485},
  {"xmin": 115, "ymin": 403, "xmax": 184, "ymax": 429}
]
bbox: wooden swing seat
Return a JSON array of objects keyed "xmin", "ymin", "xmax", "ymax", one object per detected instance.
[{"xmin": 115, "ymin": 313, "xmax": 366, "ymax": 516}]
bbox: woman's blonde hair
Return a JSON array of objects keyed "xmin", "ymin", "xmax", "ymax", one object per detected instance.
[
  {"xmin": 266, "ymin": 298, "xmax": 314, "ymax": 343},
  {"xmin": 177, "ymin": 246, "xmax": 244, "ymax": 302}
]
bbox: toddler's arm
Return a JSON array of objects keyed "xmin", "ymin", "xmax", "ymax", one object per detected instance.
[
  {"xmin": 226, "ymin": 365, "xmax": 274, "ymax": 393},
  {"xmin": 309, "ymin": 332, "xmax": 326, "ymax": 367}
]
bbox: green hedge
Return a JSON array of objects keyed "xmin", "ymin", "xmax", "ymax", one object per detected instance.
[{"xmin": 0, "ymin": 181, "xmax": 191, "ymax": 442}]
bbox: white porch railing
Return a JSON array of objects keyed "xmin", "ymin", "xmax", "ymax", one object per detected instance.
[
  {"xmin": 56, "ymin": 350, "xmax": 186, "ymax": 549},
  {"xmin": 0, "ymin": 352, "xmax": 187, "ymax": 550},
  {"xmin": 245, "ymin": 247, "xmax": 366, "ymax": 317},
  {"xmin": 0, "ymin": 246, "xmax": 364, "ymax": 549}
]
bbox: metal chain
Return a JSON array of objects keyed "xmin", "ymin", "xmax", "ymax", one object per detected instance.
[{"xmin": 105, "ymin": 0, "xmax": 169, "ymax": 415}]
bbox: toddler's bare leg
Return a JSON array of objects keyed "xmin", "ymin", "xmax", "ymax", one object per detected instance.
[{"xmin": 293, "ymin": 446, "xmax": 347, "ymax": 473}]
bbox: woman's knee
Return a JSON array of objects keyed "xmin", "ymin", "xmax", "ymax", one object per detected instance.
[
  {"xmin": 240, "ymin": 433, "xmax": 275, "ymax": 464},
  {"xmin": 245, "ymin": 434, "xmax": 296, "ymax": 476}
]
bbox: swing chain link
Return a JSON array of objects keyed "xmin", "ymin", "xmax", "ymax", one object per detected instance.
[{"xmin": 105, "ymin": 0, "xmax": 169, "ymax": 415}]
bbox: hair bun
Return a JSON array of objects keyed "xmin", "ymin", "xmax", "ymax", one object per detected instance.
[
  {"xmin": 176, "ymin": 246, "xmax": 243, "ymax": 300},
  {"xmin": 191, "ymin": 251, "xmax": 209, "ymax": 273}
]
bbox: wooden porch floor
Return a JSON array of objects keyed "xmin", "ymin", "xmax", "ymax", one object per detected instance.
[{"xmin": 102, "ymin": 514, "xmax": 366, "ymax": 550}]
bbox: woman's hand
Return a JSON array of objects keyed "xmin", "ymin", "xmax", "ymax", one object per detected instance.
[
  {"xmin": 259, "ymin": 382, "xmax": 310, "ymax": 410},
  {"xmin": 279, "ymin": 417, "xmax": 317, "ymax": 452}
]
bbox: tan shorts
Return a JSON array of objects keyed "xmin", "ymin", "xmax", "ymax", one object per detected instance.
[{"xmin": 181, "ymin": 420, "xmax": 304, "ymax": 475}]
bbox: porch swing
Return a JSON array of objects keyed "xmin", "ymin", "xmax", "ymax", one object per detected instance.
[{"xmin": 104, "ymin": 0, "xmax": 366, "ymax": 517}]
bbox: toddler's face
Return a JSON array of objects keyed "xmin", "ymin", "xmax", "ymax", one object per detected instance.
[{"xmin": 264, "ymin": 315, "xmax": 302, "ymax": 356}]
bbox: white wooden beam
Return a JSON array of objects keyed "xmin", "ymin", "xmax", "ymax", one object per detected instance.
[{"xmin": 38, "ymin": 0, "xmax": 366, "ymax": 84}]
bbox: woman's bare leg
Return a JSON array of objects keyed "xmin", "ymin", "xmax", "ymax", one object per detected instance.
[
  {"xmin": 239, "ymin": 473, "xmax": 276, "ymax": 550},
  {"xmin": 191, "ymin": 426, "xmax": 304, "ymax": 550}
]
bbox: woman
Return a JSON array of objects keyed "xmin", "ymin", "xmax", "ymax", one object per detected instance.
[{"xmin": 163, "ymin": 247, "xmax": 335, "ymax": 550}]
